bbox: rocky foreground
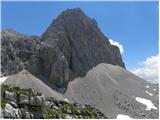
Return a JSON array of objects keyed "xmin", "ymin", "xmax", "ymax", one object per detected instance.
[{"xmin": 0, "ymin": 84, "xmax": 107, "ymax": 119}]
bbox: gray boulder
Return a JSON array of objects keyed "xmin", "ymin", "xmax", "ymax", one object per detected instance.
[
  {"xmin": 8, "ymin": 101, "xmax": 18, "ymax": 108},
  {"xmin": 18, "ymin": 94, "xmax": 29, "ymax": 104},
  {"xmin": 3, "ymin": 103, "xmax": 22, "ymax": 119},
  {"xmin": 65, "ymin": 114, "xmax": 73, "ymax": 119},
  {"xmin": 29, "ymin": 95, "xmax": 45, "ymax": 106},
  {"xmin": 4, "ymin": 91, "xmax": 17, "ymax": 102}
]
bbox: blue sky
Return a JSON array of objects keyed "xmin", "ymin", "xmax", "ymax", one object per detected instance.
[{"xmin": 1, "ymin": 1, "xmax": 158, "ymax": 71}]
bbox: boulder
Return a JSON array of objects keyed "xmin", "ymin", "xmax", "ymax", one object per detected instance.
[
  {"xmin": 18, "ymin": 94, "xmax": 29, "ymax": 104},
  {"xmin": 3, "ymin": 103, "xmax": 22, "ymax": 118},
  {"xmin": 65, "ymin": 114, "xmax": 73, "ymax": 119},
  {"xmin": 4, "ymin": 91, "xmax": 17, "ymax": 102},
  {"xmin": 29, "ymin": 95, "xmax": 45, "ymax": 106},
  {"xmin": 25, "ymin": 112, "xmax": 34, "ymax": 119},
  {"xmin": 8, "ymin": 101, "xmax": 18, "ymax": 108}
]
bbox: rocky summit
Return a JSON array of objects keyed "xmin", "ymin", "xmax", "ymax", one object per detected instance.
[{"xmin": 1, "ymin": 8, "xmax": 159, "ymax": 119}]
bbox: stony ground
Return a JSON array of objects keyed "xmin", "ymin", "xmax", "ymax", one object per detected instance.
[
  {"xmin": 0, "ymin": 84, "xmax": 107, "ymax": 119},
  {"xmin": 65, "ymin": 63, "xmax": 159, "ymax": 119}
]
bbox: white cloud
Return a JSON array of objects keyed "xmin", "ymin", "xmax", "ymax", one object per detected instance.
[
  {"xmin": 109, "ymin": 39, "xmax": 124, "ymax": 54},
  {"xmin": 131, "ymin": 55, "xmax": 159, "ymax": 84}
]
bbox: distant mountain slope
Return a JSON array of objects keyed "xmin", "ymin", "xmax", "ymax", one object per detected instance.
[{"xmin": 65, "ymin": 63, "xmax": 158, "ymax": 118}]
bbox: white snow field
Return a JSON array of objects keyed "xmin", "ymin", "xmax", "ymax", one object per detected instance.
[
  {"xmin": 153, "ymin": 89, "xmax": 156, "ymax": 91},
  {"xmin": 116, "ymin": 114, "xmax": 132, "ymax": 119},
  {"xmin": 0, "ymin": 76, "xmax": 8, "ymax": 84},
  {"xmin": 135, "ymin": 97, "xmax": 157, "ymax": 110}
]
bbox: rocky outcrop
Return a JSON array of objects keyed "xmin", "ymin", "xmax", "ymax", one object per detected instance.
[
  {"xmin": 1, "ymin": 84, "xmax": 107, "ymax": 119},
  {"xmin": 1, "ymin": 29, "xmax": 41, "ymax": 76}
]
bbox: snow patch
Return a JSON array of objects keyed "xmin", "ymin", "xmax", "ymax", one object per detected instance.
[
  {"xmin": 135, "ymin": 97, "xmax": 157, "ymax": 110},
  {"xmin": 146, "ymin": 86, "xmax": 149, "ymax": 88},
  {"xmin": 153, "ymin": 89, "xmax": 156, "ymax": 91},
  {"xmin": 145, "ymin": 91, "xmax": 153, "ymax": 96},
  {"xmin": 117, "ymin": 114, "xmax": 132, "ymax": 119},
  {"xmin": 0, "ymin": 76, "xmax": 8, "ymax": 84}
]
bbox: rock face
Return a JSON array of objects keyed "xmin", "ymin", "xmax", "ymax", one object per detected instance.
[
  {"xmin": 1, "ymin": 8, "xmax": 125, "ymax": 87},
  {"xmin": 41, "ymin": 8, "xmax": 125, "ymax": 86},
  {"xmin": 1, "ymin": 29, "xmax": 41, "ymax": 76}
]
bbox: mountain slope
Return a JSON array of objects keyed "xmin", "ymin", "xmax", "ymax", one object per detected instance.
[
  {"xmin": 64, "ymin": 63, "xmax": 158, "ymax": 118},
  {"xmin": 4, "ymin": 69, "xmax": 65, "ymax": 100}
]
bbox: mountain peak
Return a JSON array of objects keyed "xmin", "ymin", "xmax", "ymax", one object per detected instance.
[
  {"xmin": 41, "ymin": 8, "xmax": 125, "ymax": 87},
  {"xmin": 60, "ymin": 8, "xmax": 84, "ymax": 16}
]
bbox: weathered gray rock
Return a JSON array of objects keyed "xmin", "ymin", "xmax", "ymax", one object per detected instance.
[
  {"xmin": 39, "ymin": 44, "xmax": 70, "ymax": 87},
  {"xmin": 1, "ymin": 29, "xmax": 41, "ymax": 76},
  {"xmin": 51, "ymin": 105, "xmax": 59, "ymax": 110},
  {"xmin": 65, "ymin": 114, "xmax": 73, "ymax": 119},
  {"xmin": 18, "ymin": 94, "xmax": 29, "ymax": 104},
  {"xmin": 25, "ymin": 112, "xmax": 34, "ymax": 119},
  {"xmin": 8, "ymin": 101, "xmax": 18, "ymax": 108},
  {"xmin": 41, "ymin": 8, "xmax": 125, "ymax": 86},
  {"xmin": 4, "ymin": 91, "xmax": 17, "ymax": 102},
  {"xmin": 3, "ymin": 103, "xmax": 21, "ymax": 118},
  {"xmin": 29, "ymin": 95, "xmax": 45, "ymax": 106},
  {"xmin": 59, "ymin": 98, "xmax": 70, "ymax": 104}
]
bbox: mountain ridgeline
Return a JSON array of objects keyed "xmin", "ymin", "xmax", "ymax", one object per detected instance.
[{"xmin": 1, "ymin": 8, "xmax": 125, "ymax": 87}]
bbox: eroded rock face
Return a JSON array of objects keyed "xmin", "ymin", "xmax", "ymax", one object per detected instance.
[
  {"xmin": 41, "ymin": 8, "xmax": 125, "ymax": 85},
  {"xmin": 1, "ymin": 29, "xmax": 41, "ymax": 76},
  {"xmin": 1, "ymin": 8, "xmax": 125, "ymax": 87}
]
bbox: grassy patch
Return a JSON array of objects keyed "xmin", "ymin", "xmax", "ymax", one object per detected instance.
[
  {"xmin": 44, "ymin": 107, "xmax": 65, "ymax": 119},
  {"xmin": 1, "ymin": 84, "xmax": 35, "ymax": 96},
  {"xmin": 1, "ymin": 99, "xmax": 7, "ymax": 108}
]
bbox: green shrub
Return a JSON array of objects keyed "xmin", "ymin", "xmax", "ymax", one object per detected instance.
[
  {"xmin": 44, "ymin": 107, "xmax": 63, "ymax": 119},
  {"xmin": 1, "ymin": 84, "xmax": 35, "ymax": 96},
  {"xmin": 1, "ymin": 99, "xmax": 7, "ymax": 108}
]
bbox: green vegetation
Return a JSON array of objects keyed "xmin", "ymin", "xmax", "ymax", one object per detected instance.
[
  {"xmin": 1, "ymin": 84, "xmax": 35, "ymax": 96},
  {"xmin": 44, "ymin": 107, "xmax": 65, "ymax": 119},
  {"xmin": 46, "ymin": 101, "xmax": 107, "ymax": 119},
  {"xmin": 1, "ymin": 99, "xmax": 7, "ymax": 108}
]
